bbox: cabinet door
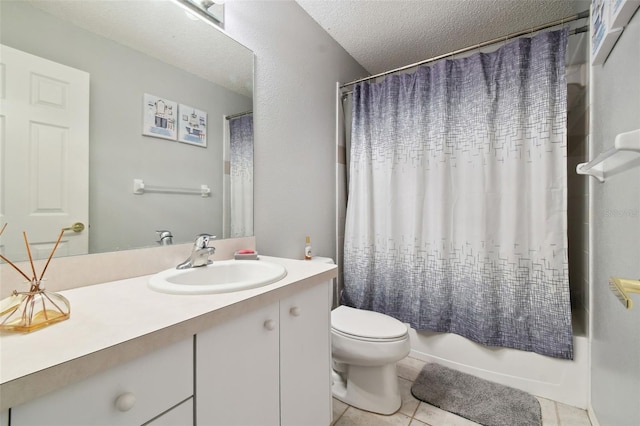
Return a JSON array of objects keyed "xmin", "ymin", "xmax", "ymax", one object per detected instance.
[
  {"xmin": 145, "ymin": 397, "xmax": 193, "ymax": 426},
  {"xmin": 280, "ymin": 282, "xmax": 332, "ymax": 426},
  {"xmin": 196, "ymin": 301, "xmax": 280, "ymax": 426},
  {"xmin": 10, "ymin": 337, "xmax": 193, "ymax": 426}
]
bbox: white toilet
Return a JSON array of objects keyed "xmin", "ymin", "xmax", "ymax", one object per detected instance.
[
  {"xmin": 311, "ymin": 257, "xmax": 410, "ymax": 415},
  {"xmin": 330, "ymin": 305, "xmax": 410, "ymax": 415}
]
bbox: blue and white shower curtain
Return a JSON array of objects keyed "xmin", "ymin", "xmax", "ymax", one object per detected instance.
[
  {"xmin": 228, "ymin": 114, "xmax": 254, "ymax": 238},
  {"xmin": 343, "ymin": 29, "xmax": 573, "ymax": 359}
]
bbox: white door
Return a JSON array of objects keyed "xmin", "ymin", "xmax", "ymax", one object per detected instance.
[{"xmin": 0, "ymin": 44, "xmax": 89, "ymax": 262}]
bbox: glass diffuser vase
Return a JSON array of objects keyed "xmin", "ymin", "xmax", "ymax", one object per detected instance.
[{"xmin": 0, "ymin": 280, "xmax": 70, "ymax": 333}]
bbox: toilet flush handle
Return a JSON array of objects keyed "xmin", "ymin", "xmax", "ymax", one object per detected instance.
[{"xmin": 289, "ymin": 306, "xmax": 301, "ymax": 317}]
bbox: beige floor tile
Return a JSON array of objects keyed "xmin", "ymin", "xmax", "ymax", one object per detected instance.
[
  {"xmin": 332, "ymin": 398, "xmax": 349, "ymax": 425},
  {"xmin": 409, "ymin": 419, "xmax": 428, "ymax": 426},
  {"xmin": 413, "ymin": 403, "xmax": 452, "ymax": 425},
  {"xmin": 556, "ymin": 402, "xmax": 592, "ymax": 426},
  {"xmin": 445, "ymin": 415, "xmax": 482, "ymax": 426},
  {"xmin": 333, "ymin": 407, "xmax": 413, "ymax": 426},
  {"xmin": 537, "ymin": 397, "xmax": 559, "ymax": 426},
  {"xmin": 398, "ymin": 377, "xmax": 421, "ymax": 417},
  {"xmin": 397, "ymin": 356, "xmax": 426, "ymax": 382},
  {"xmin": 413, "ymin": 402, "xmax": 481, "ymax": 426}
]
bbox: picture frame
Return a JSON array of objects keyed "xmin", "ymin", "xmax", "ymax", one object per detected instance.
[
  {"xmin": 610, "ymin": 0, "xmax": 640, "ymax": 29},
  {"xmin": 178, "ymin": 104, "xmax": 208, "ymax": 147},
  {"xmin": 142, "ymin": 94, "xmax": 177, "ymax": 140},
  {"xmin": 591, "ymin": 0, "xmax": 623, "ymax": 65}
]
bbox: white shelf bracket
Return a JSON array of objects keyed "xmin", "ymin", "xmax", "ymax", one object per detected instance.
[{"xmin": 576, "ymin": 129, "xmax": 640, "ymax": 182}]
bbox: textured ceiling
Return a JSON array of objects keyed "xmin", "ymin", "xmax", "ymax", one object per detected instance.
[
  {"xmin": 296, "ymin": 0, "xmax": 590, "ymax": 76},
  {"xmin": 24, "ymin": 0, "xmax": 253, "ymax": 97}
]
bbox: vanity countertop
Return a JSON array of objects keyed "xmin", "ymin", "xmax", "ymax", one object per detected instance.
[{"xmin": 0, "ymin": 256, "xmax": 337, "ymax": 411}]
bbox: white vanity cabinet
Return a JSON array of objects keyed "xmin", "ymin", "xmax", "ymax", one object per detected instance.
[
  {"xmin": 146, "ymin": 398, "xmax": 193, "ymax": 425},
  {"xmin": 196, "ymin": 281, "xmax": 332, "ymax": 426},
  {"xmin": 196, "ymin": 300, "xmax": 280, "ymax": 425},
  {"xmin": 280, "ymin": 281, "xmax": 332, "ymax": 426},
  {"xmin": 10, "ymin": 337, "xmax": 193, "ymax": 426}
]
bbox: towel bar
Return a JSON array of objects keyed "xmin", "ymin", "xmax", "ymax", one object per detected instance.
[
  {"xmin": 609, "ymin": 277, "xmax": 640, "ymax": 309},
  {"xmin": 133, "ymin": 179, "xmax": 211, "ymax": 197}
]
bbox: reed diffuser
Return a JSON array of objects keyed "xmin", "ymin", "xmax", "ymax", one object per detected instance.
[{"xmin": 0, "ymin": 226, "xmax": 71, "ymax": 333}]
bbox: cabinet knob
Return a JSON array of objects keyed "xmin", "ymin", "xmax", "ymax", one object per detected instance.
[
  {"xmin": 115, "ymin": 392, "xmax": 136, "ymax": 412},
  {"xmin": 289, "ymin": 306, "xmax": 301, "ymax": 317},
  {"xmin": 264, "ymin": 319, "xmax": 276, "ymax": 330}
]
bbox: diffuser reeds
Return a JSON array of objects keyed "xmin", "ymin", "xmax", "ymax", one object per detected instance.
[{"xmin": 0, "ymin": 226, "xmax": 71, "ymax": 332}]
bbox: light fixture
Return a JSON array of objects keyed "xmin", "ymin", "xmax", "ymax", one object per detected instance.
[{"xmin": 172, "ymin": 0, "xmax": 224, "ymax": 28}]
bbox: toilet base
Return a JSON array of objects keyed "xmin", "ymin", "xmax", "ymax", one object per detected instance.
[{"xmin": 331, "ymin": 362, "xmax": 401, "ymax": 415}]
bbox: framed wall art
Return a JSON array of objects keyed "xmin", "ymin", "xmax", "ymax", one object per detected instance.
[
  {"xmin": 142, "ymin": 94, "xmax": 177, "ymax": 140},
  {"xmin": 178, "ymin": 104, "xmax": 208, "ymax": 147},
  {"xmin": 610, "ymin": 0, "xmax": 640, "ymax": 28},
  {"xmin": 591, "ymin": 0, "xmax": 628, "ymax": 65}
]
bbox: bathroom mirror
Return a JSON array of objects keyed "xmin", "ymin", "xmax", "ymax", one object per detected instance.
[{"xmin": 0, "ymin": 0, "xmax": 254, "ymax": 261}]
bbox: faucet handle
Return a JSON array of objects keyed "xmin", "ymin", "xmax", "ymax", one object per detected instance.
[{"xmin": 194, "ymin": 233, "xmax": 216, "ymax": 249}]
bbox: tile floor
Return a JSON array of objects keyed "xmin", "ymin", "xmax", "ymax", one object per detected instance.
[{"xmin": 331, "ymin": 356, "xmax": 592, "ymax": 426}]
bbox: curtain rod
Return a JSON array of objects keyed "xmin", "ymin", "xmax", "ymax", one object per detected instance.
[
  {"xmin": 340, "ymin": 10, "xmax": 590, "ymax": 90},
  {"xmin": 226, "ymin": 110, "xmax": 253, "ymax": 120}
]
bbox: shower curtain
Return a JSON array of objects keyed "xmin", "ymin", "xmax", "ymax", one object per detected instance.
[
  {"xmin": 343, "ymin": 29, "xmax": 573, "ymax": 359},
  {"xmin": 228, "ymin": 114, "xmax": 254, "ymax": 238}
]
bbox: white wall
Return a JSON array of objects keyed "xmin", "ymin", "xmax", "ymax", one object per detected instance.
[
  {"xmin": 589, "ymin": 10, "xmax": 640, "ymax": 425},
  {"xmin": 224, "ymin": 1, "xmax": 367, "ymax": 260}
]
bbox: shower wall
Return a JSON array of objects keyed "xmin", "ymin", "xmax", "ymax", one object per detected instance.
[
  {"xmin": 589, "ymin": 10, "xmax": 640, "ymax": 424},
  {"xmin": 566, "ymin": 66, "xmax": 590, "ymax": 336}
]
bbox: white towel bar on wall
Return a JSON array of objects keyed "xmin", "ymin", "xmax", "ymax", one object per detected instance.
[
  {"xmin": 577, "ymin": 129, "xmax": 640, "ymax": 182},
  {"xmin": 133, "ymin": 179, "xmax": 211, "ymax": 197}
]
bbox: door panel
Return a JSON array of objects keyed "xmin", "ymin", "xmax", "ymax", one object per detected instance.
[{"xmin": 0, "ymin": 44, "xmax": 89, "ymax": 261}]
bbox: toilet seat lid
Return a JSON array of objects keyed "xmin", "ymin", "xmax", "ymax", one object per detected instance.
[{"xmin": 331, "ymin": 305, "xmax": 408, "ymax": 340}]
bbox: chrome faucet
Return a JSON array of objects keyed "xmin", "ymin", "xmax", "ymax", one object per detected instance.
[
  {"xmin": 176, "ymin": 234, "xmax": 216, "ymax": 269},
  {"xmin": 156, "ymin": 230, "xmax": 173, "ymax": 246}
]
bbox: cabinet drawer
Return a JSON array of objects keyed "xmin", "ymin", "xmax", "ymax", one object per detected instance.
[{"xmin": 11, "ymin": 337, "xmax": 193, "ymax": 426}]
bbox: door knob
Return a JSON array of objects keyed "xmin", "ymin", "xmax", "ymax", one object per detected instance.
[{"xmin": 63, "ymin": 222, "xmax": 85, "ymax": 233}]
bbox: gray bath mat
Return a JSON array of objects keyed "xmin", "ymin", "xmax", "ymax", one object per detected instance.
[{"xmin": 411, "ymin": 363, "xmax": 541, "ymax": 426}]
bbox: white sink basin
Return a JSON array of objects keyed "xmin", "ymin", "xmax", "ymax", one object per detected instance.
[{"xmin": 148, "ymin": 260, "xmax": 287, "ymax": 295}]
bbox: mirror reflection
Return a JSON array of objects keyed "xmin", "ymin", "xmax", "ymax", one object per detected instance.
[{"xmin": 0, "ymin": 0, "xmax": 254, "ymax": 262}]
